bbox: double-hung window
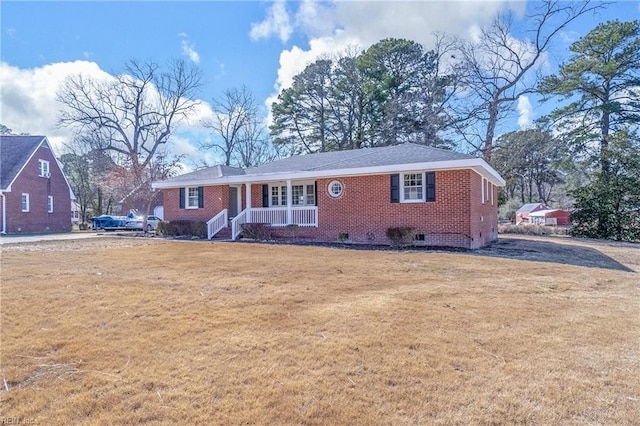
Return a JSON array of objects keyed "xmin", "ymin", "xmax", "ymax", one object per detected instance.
[
  {"xmin": 38, "ymin": 160, "xmax": 50, "ymax": 177},
  {"xmin": 291, "ymin": 185, "xmax": 304, "ymax": 205},
  {"xmin": 21, "ymin": 193, "xmax": 30, "ymax": 212},
  {"xmin": 186, "ymin": 187, "xmax": 199, "ymax": 209},
  {"xmin": 391, "ymin": 172, "xmax": 435, "ymax": 203},
  {"xmin": 402, "ymin": 173, "xmax": 424, "ymax": 202},
  {"xmin": 305, "ymin": 184, "xmax": 316, "ymax": 205},
  {"xmin": 271, "ymin": 186, "xmax": 287, "ymax": 206},
  {"xmin": 179, "ymin": 187, "xmax": 203, "ymax": 209},
  {"xmin": 48, "ymin": 196, "xmax": 54, "ymax": 213}
]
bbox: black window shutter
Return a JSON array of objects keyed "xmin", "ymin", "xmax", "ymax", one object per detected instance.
[
  {"xmin": 390, "ymin": 174, "xmax": 400, "ymax": 203},
  {"xmin": 262, "ymin": 184, "xmax": 269, "ymax": 207},
  {"xmin": 314, "ymin": 181, "xmax": 318, "ymax": 206},
  {"xmin": 179, "ymin": 188, "xmax": 185, "ymax": 209},
  {"xmin": 198, "ymin": 186, "xmax": 204, "ymax": 208},
  {"xmin": 425, "ymin": 172, "xmax": 436, "ymax": 202}
]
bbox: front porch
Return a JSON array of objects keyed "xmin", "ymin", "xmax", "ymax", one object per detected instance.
[{"xmin": 206, "ymin": 206, "xmax": 318, "ymax": 240}]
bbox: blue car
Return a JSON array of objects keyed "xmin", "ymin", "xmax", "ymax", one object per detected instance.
[{"xmin": 91, "ymin": 215, "xmax": 128, "ymax": 230}]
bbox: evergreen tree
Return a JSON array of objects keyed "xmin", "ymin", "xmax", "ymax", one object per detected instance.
[{"xmin": 539, "ymin": 20, "xmax": 640, "ymax": 240}]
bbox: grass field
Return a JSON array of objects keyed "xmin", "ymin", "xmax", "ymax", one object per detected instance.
[{"xmin": 1, "ymin": 235, "xmax": 638, "ymax": 424}]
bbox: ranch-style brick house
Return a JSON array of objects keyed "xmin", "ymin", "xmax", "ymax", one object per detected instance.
[
  {"xmin": 152, "ymin": 143, "xmax": 505, "ymax": 249},
  {"xmin": 0, "ymin": 135, "xmax": 74, "ymax": 234}
]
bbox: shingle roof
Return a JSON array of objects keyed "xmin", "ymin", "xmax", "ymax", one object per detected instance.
[
  {"xmin": 167, "ymin": 164, "xmax": 245, "ymax": 183},
  {"xmin": 516, "ymin": 203, "xmax": 548, "ymax": 213},
  {"xmin": 162, "ymin": 143, "xmax": 475, "ymax": 186},
  {"xmin": 0, "ymin": 135, "xmax": 46, "ymax": 190},
  {"xmin": 246, "ymin": 143, "xmax": 472, "ymax": 175}
]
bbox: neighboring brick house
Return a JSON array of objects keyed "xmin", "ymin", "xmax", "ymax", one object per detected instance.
[
  {"xmin": 152, "ymin": 143, "xmax": 505, "ymax": 249},
  {"xmin": 0, "ymin": 135, "xmax": 74, "ymax": 234}
]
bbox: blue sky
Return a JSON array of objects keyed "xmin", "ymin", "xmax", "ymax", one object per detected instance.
[
  {"xmin": 1, "ymin": 1, "xmax": 639, "ymax": 164},
  {"xmin": 1, "ymin": 1, "xmax": 295, "ymax": 113}
]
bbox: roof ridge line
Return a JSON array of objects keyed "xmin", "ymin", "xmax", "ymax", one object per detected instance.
[{"xmin": 307, "ymin": 146, "xmax": 389, "ymax": 171}]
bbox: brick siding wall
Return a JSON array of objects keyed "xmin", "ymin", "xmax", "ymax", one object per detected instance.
[
  {"xmin": 2, "ymin": 146, "xmax": 71, "ymax": 234},
  {"xmin": 162, "ymin": 169, "xmax": 500, "ymax": 249},
  {"xmin": 468, "ymin": 173, "xmax": 499, "ymax": 249},
  {"xmin": 162, "ymin": 185, "xmax": 230, "ymax": 222}
]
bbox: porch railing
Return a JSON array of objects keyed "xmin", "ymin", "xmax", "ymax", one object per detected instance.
[
  {"xmin": 250, "ymin": 207, "xmax": 318, "ymax": 228},
  {"xmin": 231, "ymin": 209, "xmax": 248, "ymax": 241},
  {"xmin": 231, "ymin": 206, "xmax": 318, "ymax": 240},
  {"xmin": 291, "ymin": 206, "xmax": 318, "ymax": 227},
  {"xmin": 207, "ymin": 209, "xmax": 228, "ymax": 239}
]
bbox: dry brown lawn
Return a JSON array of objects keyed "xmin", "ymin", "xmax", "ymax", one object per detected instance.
[{"xmin": 0, "ymin": 235, "xmax": 638, "ymax": 425}]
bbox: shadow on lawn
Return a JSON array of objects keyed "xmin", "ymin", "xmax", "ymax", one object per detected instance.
[{"xmin": 475, "ymin": 237, "xmax": 635, "ymax": 273}]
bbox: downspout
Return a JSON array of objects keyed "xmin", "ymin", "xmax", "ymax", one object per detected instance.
[{"xmin": 0, "ymin": 191, "xmax": 6, "ymax": 234}]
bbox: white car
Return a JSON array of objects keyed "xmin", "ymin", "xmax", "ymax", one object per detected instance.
[{"xmin": 124, "ymin": 215, "xmax": 162, "ymax": 232}]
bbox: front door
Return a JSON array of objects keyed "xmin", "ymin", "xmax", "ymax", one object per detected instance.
[{"xmin": 229, "ymin": 187, "xmax": 239, "ymax": 218}]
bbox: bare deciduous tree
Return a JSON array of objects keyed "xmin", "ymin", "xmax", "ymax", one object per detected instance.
[
  {"xmin": 58, "ymin": 59, "xmax": 201, "ymax": 168},
  {"xmin": 56, "ymin": 59, "xmax": 201, "ymax": 218},
  {"xmin": 201, "ymin": 85, "xmax": 276, "ymax": 167},
  {"xmin": 450, "ymin": 0, "xmax": 603, "ymax": 161}
]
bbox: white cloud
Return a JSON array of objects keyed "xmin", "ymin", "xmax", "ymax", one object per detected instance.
[
  {"xmin": 262, "ymin": 1, "xmax": 525, "ymax": 120},
  {"xmin": 0, "ymin": 61, "xmax": 211, "ymax": 165},
  {"xmin": 179, "ymin": 34, "xmax": 200, "ymax": 64},
  {"xmin": 260, "ymin": 0, "xmax": 526, "ymax": 121},
  {"xmin": 517, "ymin": 95, "xmax": 534, "ymax": 129},
  {"xmin": 250, "ymin": 0, "xmax": 292, "ymax": 43},
  {"xmin": 294, "ymin": 0, "xmax": 335, "ymax": 37},
  {"xmin": 0, "ymin": 61, "xmax": 113, "ymax": 150}
]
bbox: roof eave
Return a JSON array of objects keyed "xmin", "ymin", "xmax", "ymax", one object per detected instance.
[{"xmin": 153, "ymin": 158, "xmax": 505, "ymax": 189}]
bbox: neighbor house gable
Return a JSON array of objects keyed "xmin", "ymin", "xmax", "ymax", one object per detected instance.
[
  {"xmin": 1, "ymin": 135, "xmax": 49, "ymax": 191},
  {"xmin": 0, "ymin": 135, "xmax": 75, "ymax": 234},
  {"xmin": 0, "ymin": 135, "xmax": 75, "ymax": 199}
]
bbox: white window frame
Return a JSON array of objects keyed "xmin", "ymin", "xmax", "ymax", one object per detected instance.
[
  {"xmin": 481, "ymin": 177, "xmax": 486, "ymax": 204},
  {"xmin": 186, "ymin": 187, "xmax": 199, "ymax": 209},
  {"xmin": 490, "ymin": 182, "xmax": 494, "ymax": 205},
  {"xmin": 269, "ymin": 181, "xmax": 315, "ymax": 207},
  {"xmin": 305, "ymin": 184, "xmax": 316, "ymax": 205},
  {"xmin": 21, "ymin": 193, "xmax": 30, "ymax": 212},
  {"xmin": 400, "ymin": 172, "xmax": 425, "ymax": 203},
  {"xmin": 270, "ymin": 185, "xmax": 287, "ymax": 207},
  {"xmin": 38, "ymin": 159, "xmax": 50, "ymax": 177},
  {"xmin": 328, "ymin": 180, "xmax": 344, "ymax": 198},
  {"xmin": 48, "ymin": 195, "xmax": 54, "ymax": 213}
]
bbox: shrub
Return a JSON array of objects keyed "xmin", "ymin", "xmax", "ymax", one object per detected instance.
[
  {"xmin": 157, "ymin": 220, "xmax": 207, "ymax": 238},
  {"xmin": 241, "ymin": 223, "xmax": 271, "ymax": 240},
  {"xmin": 498, "ymin": 224, "xmax": 569, "ymax": 236},
  {"xmin": 285, "ymin": 223, "xmax": 299, "ymax": 240},
  {"xmin": 78, "ymin": 222, "xmax": 88, "ymax": 230},
  {"xmin": 386, "ymin": 226, "xmax": 416, "ymax": 247},
  {"xmin": 190, "ymin": 221, "xmax": 207, "ymax": 239},
  {"xmin": 156, "ymin": 221, "xmax": 171, "ymax": 236}
]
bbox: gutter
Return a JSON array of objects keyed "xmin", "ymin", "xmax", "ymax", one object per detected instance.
[{"xmin": 153, "ymin": 158, "xmax": 506, "ymax": 190}]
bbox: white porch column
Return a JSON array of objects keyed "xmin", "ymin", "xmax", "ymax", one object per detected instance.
[
  {"xmin": 246, "ymin": 183, "xmax": 252, "ymax": 222},
  {"xmin": 286, "ymin": 179, "xmax": 292, "ymax": 224}
]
